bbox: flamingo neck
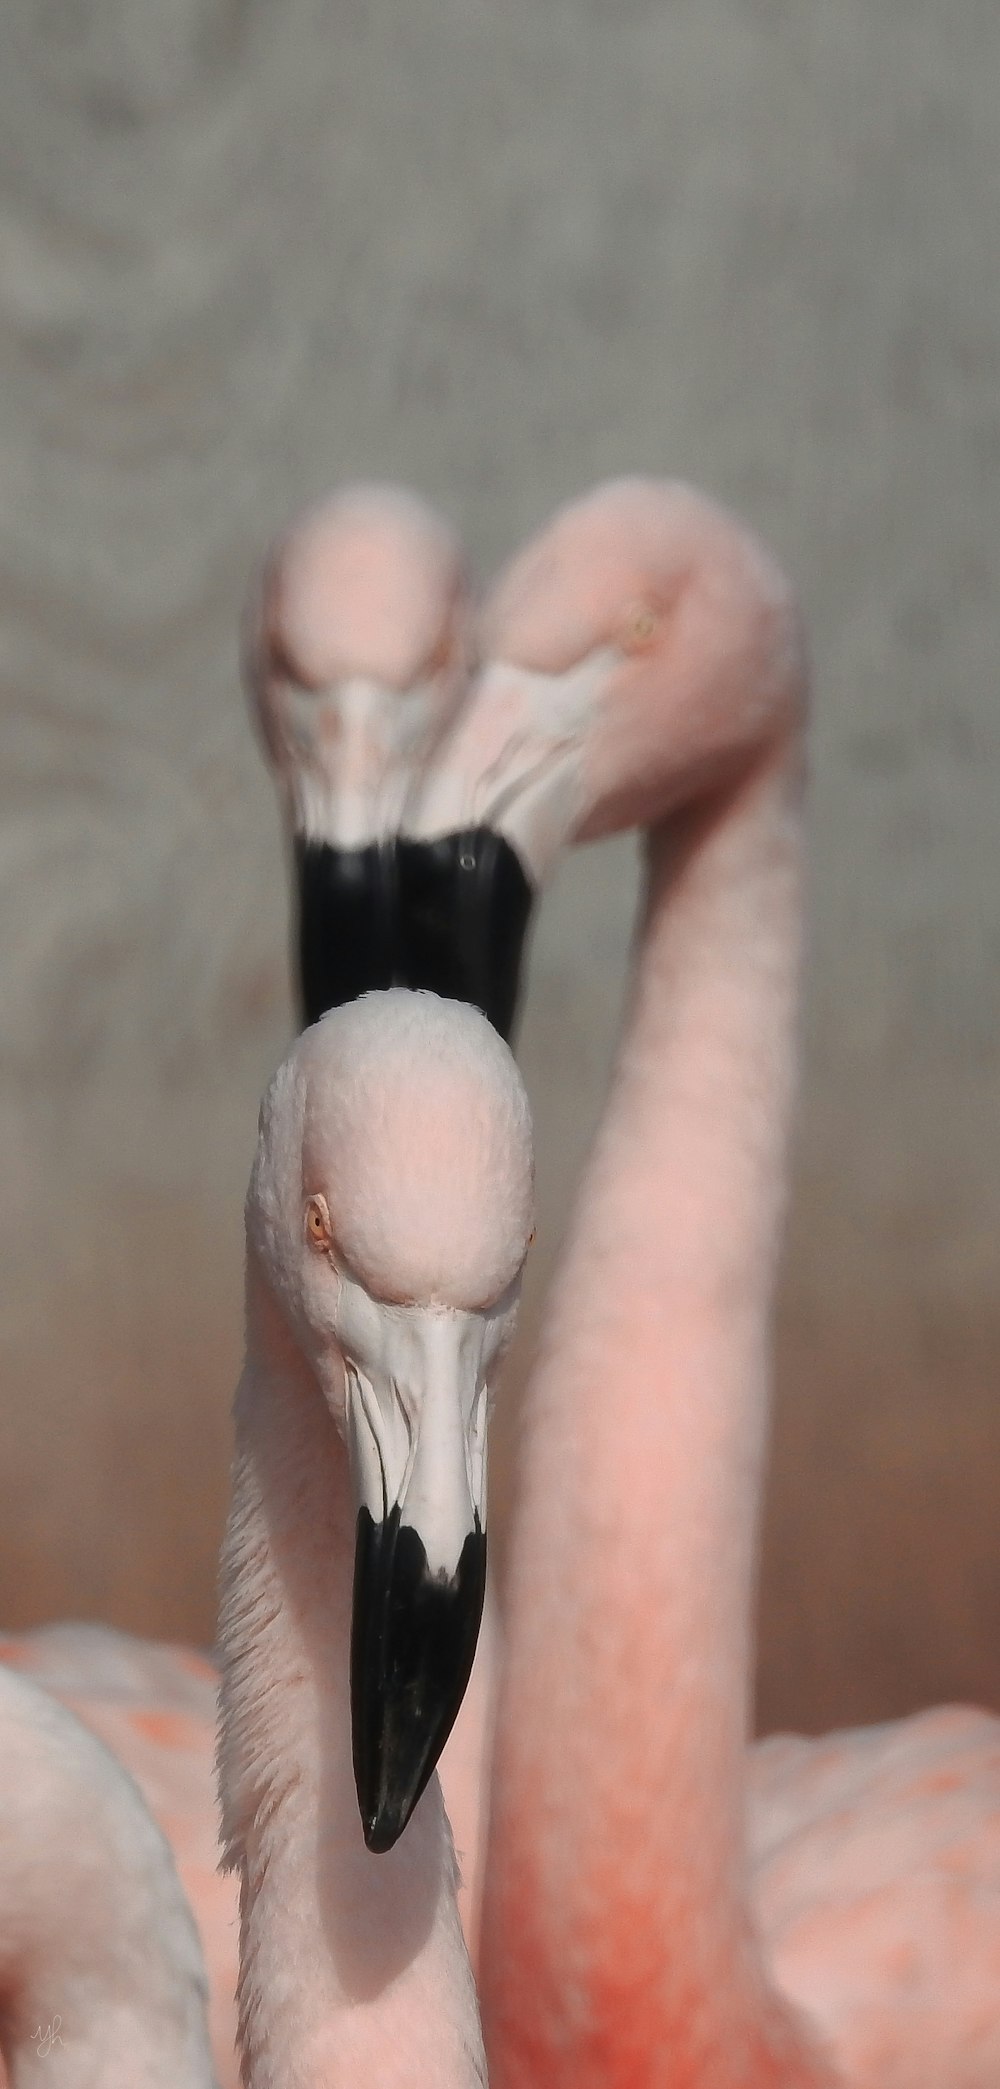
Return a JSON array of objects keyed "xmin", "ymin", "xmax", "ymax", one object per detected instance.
[
  {"xmin": 216, "ymin": 1263, "xmax": 485, "ymax": 2089},
  {"xmin": 483, "ymin": 745, "xmax": 834, "ymax": 2087}
]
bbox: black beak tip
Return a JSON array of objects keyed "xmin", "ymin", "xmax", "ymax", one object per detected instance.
[
  {"xmin": 351, "ymin": 1506, "xmax": 488, "ymax": 1854},
  {"xmin": 363, "ymin": 1804, "xmax": 407, "ymax": 1856}
]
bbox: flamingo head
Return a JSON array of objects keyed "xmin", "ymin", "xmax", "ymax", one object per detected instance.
[
  {"xmin": 247, "ymin": 989, "xmax": 534, "ymax": 1852},
  {"xmin": 418, "ymin": 477, "xmax": 804, "ymax": 882},
  {"xmin": 246, "ymin": 483, "xmax": 471, "ymax": 847},
  {"xmin": 245, "ymin": 484, "xmax": 483, "ymax": 1027}
]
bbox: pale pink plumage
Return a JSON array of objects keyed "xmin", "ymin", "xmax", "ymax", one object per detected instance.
[
  {"xmin": 0, "ymin": 1625, "xmax": 239, "ymax": 2089},
  {"xmin": 0, "ymin": 488, "xmax": 491, "ymax": 2088},
  {"xmin": 465, "ymin": 479, "xmax": 1000, "ymax": 2086},
  {"xmin": 242, "ymin": 480, "xmax": 503, "ymax": 1939},
  {"xmin": 7, "ymin": 479, "xmax": 998, "ymax": 2087},
  {"xmin": 750, "ymin": 1709, "xmax": 1000, "ymax": 2084},
  {"xmin": 216, "ymin": 991, "xmax": 532, "ymax": 2087},
  {"xmin": 0, "ymin": 1638, "xmax": 220, "ymax": 2086}
]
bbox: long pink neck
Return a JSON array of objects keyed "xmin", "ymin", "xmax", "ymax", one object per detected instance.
[
  {"xmin": 216, "ymin": 1271, "xmax": 485, "ymax": 2089},
  {"xmin": 481, "ymin": 745, "xmax": 835, "ymax": 2087}
]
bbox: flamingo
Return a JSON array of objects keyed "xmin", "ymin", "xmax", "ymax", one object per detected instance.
[
  {"xmin": 0, "ymin": 1000, "xmax": 526, "ymax": 2089},
  {"xmin": 0, "ymin": 485, "xmax": 521, "ymax": 2081},
  {"xmin": 10, "ymin": 472, "xmax": 992, "ymax": 2087},
  {"xmin": 245, "ymin": 479, "xmax": 532, "ymax": 1936},
  {"xmin": 0, "ymin": 1655, "xmax": 218, "ymax": 2086},
  {"xmin": 215, "ymin": 988, "xmax": 534, "ymax": 2085},
  {"xmin": 401, "ymin": 477, "xmax": 1000, "ymax": 2087},
  {"xmin": 246, "ymin": 483, "xmax": 535, "ymax": 1040}
]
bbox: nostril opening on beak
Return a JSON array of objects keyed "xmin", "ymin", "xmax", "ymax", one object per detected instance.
[{"xmin": 392, "ymin": 1375, "xmax": 419, "ymax": 1483}]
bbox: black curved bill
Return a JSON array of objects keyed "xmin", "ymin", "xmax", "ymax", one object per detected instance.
[
  {"xmin": 293, "ymin": 826, "xmax": 535, "ymax": 1042},
  {"xmin": 395, "ymin": 827, "xmax": 535, "ymax": 1042},
  {"xmin": 295, "ymin": 836, "xmax": 397, "ymax": 1027},
  {"xmin": 351, "ymin": 1505, "xmax": 488, "ymax": 1853}
]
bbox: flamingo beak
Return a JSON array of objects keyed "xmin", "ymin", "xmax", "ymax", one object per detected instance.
[
  {"xmin": 296, "ymin": 826, "xmax": 534, "ymax": 1042},
  {"xmin": 393, "ymin": 829, "xmax": 534, "ymax": 1043},
  {"xmin": 295, "ymin": 832, "xmax": 397, "ymax": 1028},
  {"xmin": 290, "ymin": 678, "xmax": 403, "ymax": 1027},
  {"xmin": 345, "ymin": 1310, "xmax": 489, "ymax": 1853}
]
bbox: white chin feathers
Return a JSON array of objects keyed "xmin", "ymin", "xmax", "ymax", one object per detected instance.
[
  {"xmin": 284, "ymin": 675, "xmax": 450, "ymax": 848},
  {"xmin": 404, "ymin": 650, "xmax": 610, "ymax": 883}
]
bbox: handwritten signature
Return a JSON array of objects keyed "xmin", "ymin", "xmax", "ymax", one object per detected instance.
[{"xmin": 32, "ymin": 2017, "xmax": 64, "ymax": 2056}]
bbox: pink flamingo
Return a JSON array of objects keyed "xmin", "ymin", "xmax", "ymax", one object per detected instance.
[
  {"xmin": 248, "ymin": 484, "xmax": 535, "ymax": 1039},
  {"xmin": 216, "ymin": 989, "xmax": 534, "ymax": 2085},
  {"xmin": 0, "ymin": 1654, "xmax": 219, "ymax": 2086},
  {"xmin": 0, "ymin": 991, "xmax": 530, "ymax": 2089},
  {"xmin": 9, "ymin": 474, "xmax": 996, "ymax": 2086},
  {"xmin": 245, "ymin": 480, "xmax": 513, "ymax": 1929},
  {"xmin": 0, "ymin": 488, "xmax": 502, "ymax": 2085},
  {"xmin": 244, "ymin": 482, "xmax": 470, "ymax": 1024},
  {"xmin": 417, "ymin": 478, "xmax": 1000, "ymax": 2087}
]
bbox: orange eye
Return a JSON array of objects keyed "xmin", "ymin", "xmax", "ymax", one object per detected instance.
[
  {"xmin": 305, "ymin": 1196, "xmax": 333, "ymax": 1250},
  {"xmin": 621, "ymin": 601, "xmax": 660, "ymax": 653}
]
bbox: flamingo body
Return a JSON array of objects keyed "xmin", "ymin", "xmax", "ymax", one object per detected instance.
[
  {"xmin": 751, "ymin": 1708, "xmax": 1000, "ymax": 2087},
  {"xmin": 0, "ymin": 1626, "xmax": 239, "ymax": 2089},
  {"xmin": 0, "ymin": 1642, "xmax": 220, "ymax": 2087},
  {"xmin": 0, "ymin": 1601, "xmax": 498, "ymax": 2086}
]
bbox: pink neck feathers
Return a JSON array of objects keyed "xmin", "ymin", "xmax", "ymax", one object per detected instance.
[{"xmin": 482, "ymin": 751, "xmax": 835, "ymax": 2086}]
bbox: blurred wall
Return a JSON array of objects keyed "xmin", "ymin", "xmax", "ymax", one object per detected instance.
[{"xmin": 1, "ymin": 0, "xmax": 998, "ymax": 1732}]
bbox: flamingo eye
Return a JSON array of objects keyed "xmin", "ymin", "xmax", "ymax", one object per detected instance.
[
  {"xmin": 621, "ymin": 601, "xmax": 661, "ymax": 652},
  {"xmin": 305, "ymin": 1195, "xmax": 334, "ymax": 1251}
]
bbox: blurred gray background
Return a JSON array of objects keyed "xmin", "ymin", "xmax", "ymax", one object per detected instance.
[{"xmin": 2, "ymin": 0, "xmax": 998, "ymax": 1734}]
